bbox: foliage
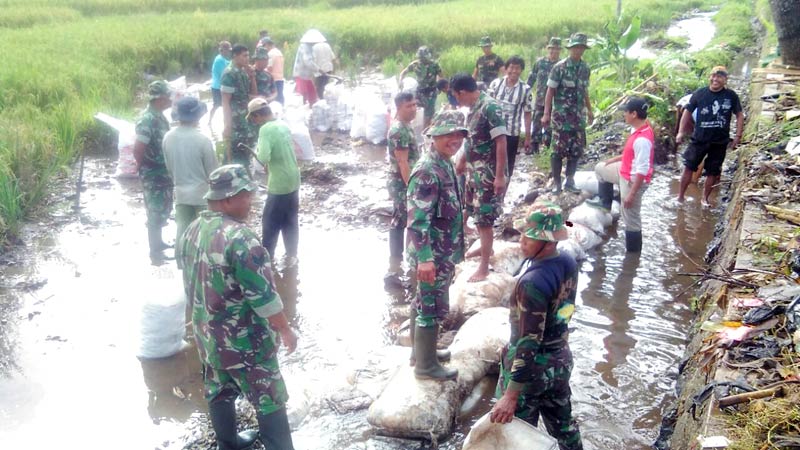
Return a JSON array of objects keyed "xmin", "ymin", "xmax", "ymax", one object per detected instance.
[
  {"xmin": 589, "ymin": 15, "xmax": 642, "ymax": 83},
  {"xmin": 691, "ymin": 0, "xmax": 756, "ymax": 72}
]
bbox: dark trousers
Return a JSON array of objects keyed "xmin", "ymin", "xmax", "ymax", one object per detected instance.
[
  {"xmin": 261, "ymin": 190, "xmax": 299, "ymax": 259},
  {"xmin": 314, "ymin": 73, "xmax": 331, "ymax": 99},
  {"xmin": 275, "ymin": 80, "xmax": 285, "ymax": 105},
  {"xmin": 507, "ymin": 135, "xmax": 520, "ymax": 177}
]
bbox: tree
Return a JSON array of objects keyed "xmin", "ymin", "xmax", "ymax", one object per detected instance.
[{"xmin": 769, "ymin": 0, "xmax": 800, "ymax": 66}]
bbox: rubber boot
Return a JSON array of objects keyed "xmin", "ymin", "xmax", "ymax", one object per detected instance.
[
  {"xmin": 408, "ymin": 309, "xmax": 451, "ymax": 366},
  {"xmin": 531, "ymin": 142, "xmax": 540, "ymax": 155},
  {"xmin": 587, "ymin": 181, "xmax": 614, "ymax": 211},
  {"xmin": 413, "ymin": 324, "xmax": 457, "ymax": 381},
  {"xmin": 389, "ymin": 226, "xmax": 404, "ymax": 260},
  {"xmin": 625, "ymin": 230, "xmax": 643, "ymax": 253},
  {"xmin": 208, "ymin": 398, "xmax": 259, "ymax": 450},
  {"xmin": 256, "ymin": 407, "xmax": 295, "ymax": 450},
  {"xmin": 564, "ymin": 158, "xmax": 581, "ymax": 193},
  {"xmin": 148, "ymin": 225, "xmax": 174, "ymax": 262},
  {"xmin": 550, "ymin": 155, "xmax": 563, "ymax": 194}
]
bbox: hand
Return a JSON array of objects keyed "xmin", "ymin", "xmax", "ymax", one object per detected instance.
[
  {"xmin": 731, "ymin": 136, "xmax": 741, "ymax": 149},
  {"xmin": 244, "ymin": 64, "xmax": 255, "ymax": 76},
  {"xmin": 587, "ymin": 110, "xmax": 594, "ymax": 125},
  {"xmin": 417, "ymin": 261, "xmax": 436, "ymax": 284},
  {"xmin": 278, "ymin": 327, "xmax": 297, "ymax": 354},
  {"xmin": 523, "ymin": 136, "xmax": 532, "ymax": 152},
  {"xmin": 541, "ymin": 113, "xmax": 550, "ymax": 127},
  {"xmin": 223, "ymin": 126, "xmax": 231, "ymax": 140},
  {"xmin": 623, "ymin": 194, "xmax": 634, "ymax": 210},
  {"xmin": 489, "ymin": 390, "xmax": 519, "ymax": 424},
  {"xmin": 676, "ymin": 132, "xmax": 685, "ymax": 145},
  {"xmin": 604, "ymin": 159, "xmax": 613, "ymax": 166},
  {"xmin": 494, "ymin": 174, "xmax": 507, "ymax": 196},
  {"xmin": 455, "ymin": 155, "xmax": 467, "ymax": 176}
]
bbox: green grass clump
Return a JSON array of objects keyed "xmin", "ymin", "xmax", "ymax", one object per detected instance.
[{"xmin": 692, "ymin": 0, "xmax": 756, "ymax": 71}]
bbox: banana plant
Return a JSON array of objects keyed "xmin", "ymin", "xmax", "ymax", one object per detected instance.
[{"xmin": 589, "ymin": 15, "xmax": 641, "ymax": 83}]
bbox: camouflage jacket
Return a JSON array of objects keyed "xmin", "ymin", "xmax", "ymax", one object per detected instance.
[
  {"xmin": 466, "ymin": 92, "xmax": 508, "ymax": 172},
  {"xmin": 411, "ymin": 60, "xmax": 441, "ymax": 92},
  {"xmin": 475, "ymin": 53, "xmax": 504, "ymax": 84},
  {"xmin": 220, "ymin": 64, "xmax": 253, "ymax": 131},
  {"xmin": 255, "ymin": 69, "xmax": 276, "ymax": 99},
  {"xmin": 527, "ymin": 57, "xmax": 557, "ymax": 109},
  {"xmin": 135, "ymin": 105, "xmax": 172, "ymax": 184},
  {"xmin": 406, "ymin": 147, "xmax": 465, "ymax": 266},
  {"xmin": 547, "ymin": 57, "xmax": 591, "ymax": 131},
  {"xmin": 386, "ymin": 119, "xmax": 419, "ymax": 179},
  {"xmin": 180, "ymin": 211, "xmax": 284, "ymax": 369},
  {"xmin": 507, "ymin": 252, "xmax": 579, "ymax": 388}
]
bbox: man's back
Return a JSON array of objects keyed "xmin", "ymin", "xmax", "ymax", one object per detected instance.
[
  {"xmin": 257, "ymin": 120, "xmax": 300, "ymax": 195},
  {"xmin": 163, "ymin": 126, "xmax": 218, "ymax": 206}
]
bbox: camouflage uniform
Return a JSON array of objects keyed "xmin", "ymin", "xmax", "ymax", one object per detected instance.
[
  {"xmin": 547, "ymin": 57, "xmax": 590, "ymax": 158},
  {"xmin": 386, "ymin": 119, "xmax": 419, "ymax": 228},
  {"xmin": 135, "ymin": 103, "xmax": 173, "ymax": 228},
  {"xmin": 221, "ymin": 65, "xmax": 256, "ymax": 168},
  {"xmin": 527, "ymin": 57, "xmax": 558, "ymax": 146},
  {"xmin": 475, "ymin": 53, "xmax": 505, "ymax": 85},
  {"xmin": 406, "ymin": 111, "xmax": 466, "ymax": 328},
  {"xmin": 179, "ymin": 166, "xmax": 288, "ymax": 416},
  {"xmin": 254, "ymin": 47, "xmax": 277, "ymax": 100},
  {"xmin": 410, "ymin": 49, "xmax": 442, "ymax": 121},
  {"xmin": 465, "ymin": 92, "xmax": 508, "ymax": 227}
]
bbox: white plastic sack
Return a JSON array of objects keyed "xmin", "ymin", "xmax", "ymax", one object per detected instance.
[
  {"xmin": 568, "ymin": 203, "xmax": 612, "ymax": 236},
  {"xmin": 269, "ymin": 101, "xmax": 284, "ymax": 120},
  {"xmin": 95, "ymin": 113, "xmax": 138, "ymax": 178},
  {"xmin": 400, "ymin": 77, "xmax": 418, "ymax": 93},
  {"xmin": 365, "ymin": 101, "xmax": 389, "ymax": 145},
  {"xmin": 137, "ymin": 279, "xmax": 187, "ymax": 359},
  {"xmin": 557, "ymin": 239, "xmax": 587, "ymax": 261},
  {"xmin": 168, "ymin": 76, "xmax": 188, "ymax": 102},
  {"xmin": 311, "ymin": 99, "xmax": 333, "ymax": 132},
  {"xmin": 463, "ymin": 413, "xmax": 557, "ymax": 450},
  {"xmin": 568, "ymin": 223, "xmax": 603, "ymax": 251},
  {"xmin": 349, "ymin": 88, "xmax": 371, "ymax": 139},
  {"xmin": 573, "ymin": 171, "xmax": 599, "ymax": 195},
  {"xmin": 610, "ymin": 200, "xmax": 621, "ymax": 219},
  {"xmin": 289, "ymin": 120, "xmax": 315, "ymax": 161}
]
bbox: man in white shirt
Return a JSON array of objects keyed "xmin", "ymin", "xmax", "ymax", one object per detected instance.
[
  {"xmin": 589, "ymin": 97, "xmax": 654, "ymax": 252},
  {"xmin": 312, "ymin": 40, "xmax": 336, "ymax": 99}
]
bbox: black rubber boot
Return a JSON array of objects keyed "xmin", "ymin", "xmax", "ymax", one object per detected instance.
[
  {"xmin": 564, "ymin": 158, "xmax": 580, "ymax": 193},
  {"xmin": 550, "ymin": 154, "xmax": 563, "ymax": 194},
  {"xmin": 408, "ymin": 309, "xmax": 451, "ymax": 366},
  {"xmin": 413, "ymin": 324, "xmax": 457, "ymax": 381},
  {"xmin": 208, "ymin": 397, "xmax": 259, "ymax": 450},
  {"xmin": 588, "ymin": 181, "xmax": 614, "ymax": 211},
  {"xmin": 389, "ymin": 226, "xmax": 404, "ymax": 260},
  {"xmin": 256, "ymin": 407, "xmax": 295, "ymax": 450},
  {"xmin": 625, "ymin": 230, "xmax": 643, "ymax": 253}
]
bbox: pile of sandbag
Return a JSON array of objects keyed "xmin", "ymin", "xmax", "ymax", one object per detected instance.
[
  {"xmin": 310, "ymin": 99, "xmax": 333, "ymax": 132},
  {"xmin": 284, "ymin": 104, "xmax": 315, "ymax": 161}
]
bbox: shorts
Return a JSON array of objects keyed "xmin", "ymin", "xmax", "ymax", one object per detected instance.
[
  {"xmin": 465, "ymin": 165, "xmax": 503, "ymax": 227},
  {"xmin": 212, "ymin": 88, "xmax": 222, "ymax": 107},
  {"xmin": 203, "ymin": 359, "xmax": 288, "ymax": 416},
  {"xmin": 552, "ymin": 128, "xmax": 586, "ymax": 159},
  {"xmin": 683, "ymin": 140, "xmax": 728, "ymax": 176}
]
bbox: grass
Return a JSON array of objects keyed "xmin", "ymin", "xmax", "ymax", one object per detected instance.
[
  {"xmin": 692, "ymin": 0, "xmax": 757, "ymax": 71},
  {"xmin": 0, "ymin": 0, "xmax": 723, "ymax": 242}
]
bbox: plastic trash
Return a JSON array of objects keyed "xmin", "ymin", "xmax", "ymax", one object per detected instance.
[
  {"xmin": 137, "ymin": 279, "xmax": 188, "ymax": 359},
  {"xmin": 462, "ymin": 412, "xmax": 557, "ymax": 450},
  {"xmin": 568, "ymin": 203, "xmax": 612, "ymax": 236}
]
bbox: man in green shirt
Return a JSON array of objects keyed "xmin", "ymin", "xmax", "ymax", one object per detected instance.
[{"xmin": 249, "ymin": 99, "xmax": 301, "ymax": 265}]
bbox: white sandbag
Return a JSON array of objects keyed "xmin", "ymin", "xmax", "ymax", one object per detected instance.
[
  {"xmin": 289, "ymin": 120, "xmax": 315, "ymax": 161},
  {"xmin": 463, "ymin": 239, "xmax": 524, "ymax": 276},
  {"xmin": 557, "ymin": 239, "xmax": 586, "ymax": 261},
  {"xmin": 311, "ymin": 99, "xmax": 333, "ymax": 132},
  {"xmin": 610, "ymin": 200, "xmax": 621, "ymax": 219},
  {"xmin": 96, "ymin": 113, "xmax": 138, "ymax": 178},
  {"xmin": 367, "ymin": 307, "xmax": 509, "ymax": 439},
  {"xmin": 463, "ymin": 413, "xmax": 557, "ymax": 450},
  {"xmin": 365, "ymin": 100, "xmax": 390, "ymax": 145},
  {"xmin": 401, "ymin": 77, "xmax": 418, "ymax": 93},
  {"xmin": 268, "ymin": 101, "xmax": 284, "ymax": 120},
  {"xmin": 568, "ymin": 223, "xmax": 603, "ymax": 251},
  {"xmin": 568, "ymin": 203, "xmax": 612, "ymax": 236},
  {"xmin": 573, "ymin": 170, "xmax": 599, "ymax": 195},
  {"xmin": 349, "ymin": 88, "xmax": 370, "ymax": 139},
  {"xmin": 137, "ymin": 279, "xmax": 187, "ymax": 359},
  {"xmin": 448, "ymin": 261, "xmax": 515, "ymax": 325}
]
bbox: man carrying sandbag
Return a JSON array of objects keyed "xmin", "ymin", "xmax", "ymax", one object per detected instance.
[
  {"xmin": 406, "ymin": 110, "xmax": 467, "ymax": 381},
  {"xmin": 588, "ymin": 96, "xmax": 654, "ymax": 253},
  {"xmin": 490, "ymin": 200, "xmax": 583, "ymax": 450},
  {"xmin": 179, "ymin": 165, "xmax": 297, "ymax": 450}
]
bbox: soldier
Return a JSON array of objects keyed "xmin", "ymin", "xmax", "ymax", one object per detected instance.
[
  {"xmin": 490, "ymin": 200, "xmax": 583, "ymax": 450},
  {"xmin": 526, "ymin": 37, "xmax": 561, "ymax": 155},
  {"xmin": 221, "ymin": 44, "xmax": 257, "ymax": 169},
  {"xmin": 399, "ymin": 46, "xmax": 442, "ymax": 127},
  {"xmin": 133, "ymin": 80, "xmax": 174, "ymax": 262},
  {"xmin": 406, "ymin": 110, "xmax": 467, "ymax": 381},
  {"xmin": 452, "ymin": 73, "xmax": 508, "ymax": 283},
  {"xmin": 179, "ymin": 164, "xmax": 297, "ymax": 450},
  {"xmin": 473, "ymin": 36, "xmax": 505, "ymax": 86},
  {"xmin": 387, "ymin": 92, "xmax": 419, "ymax": 266},
  {"xmin": 253, "ymin": 47, "xmax": 277, "ymax": 102},
  {"xmin": 542, "ymin": 33, "xmax": 593, "ymax": 194}
]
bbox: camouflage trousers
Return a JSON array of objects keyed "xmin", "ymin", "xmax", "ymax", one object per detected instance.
[
  {"xmin": 203, "ymin": 358, "xmax": 289, "ymax": 416},
  {"xmin": 551, "ymin": 128, "xmax": 586, "ymax": 159},
  {"xmin": 465, "ymin": 165, "xmax": 503, "ymax": 227},
  {"xmin": 413, "ymin": 262, "xmax": 455, "ymax": 328},
  {"xmin": 531, "ymin": 107, "xmax": 552, "ymax": 146},
  {"xmin": 387, "ymin": 176, "xmax": 408, "ymax": 228},
  {"xmin": 226, "ymin": 124, "xmax": 257, "ymax": 169},
  {"xmin": 417, "ymin": 88, "xmax": 437, "ymax": 121},
  {"xmin": 496, "ymin": 344, "xmax": 583, "ymax": 450},
  {"xmin": 141, "ymin": 178, "xmax": 173, "ymax": 228}
]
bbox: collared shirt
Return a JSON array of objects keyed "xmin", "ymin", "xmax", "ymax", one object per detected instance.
[
  {"xmin": 257, "ymin": 120, "xmax": 300, "ymax": 194},
  {"xmin": 466, "ymin": 92, "xmax": 508, "ymax": 173},
  {"xmin": 386, "ymin": 119, "xmax": 419, "ymax": 179},
  {"xmin": 163, "ymin": 125, "xmax": 219, "ymax": 205},
  {"xmin": 547, "ymin": 57, "xmax": 591, "ymax": 131},
  {"xmin": 489, "ymin": 76, "xmax": 532, "ymax": 136}
]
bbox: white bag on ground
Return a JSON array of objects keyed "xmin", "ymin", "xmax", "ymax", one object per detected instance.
[
  {"xmin": 557, "ymin": 239, "xmax": 586, "ymax": 261},
  {"xmin": 349, "ymin": 88, "xmax": 370, "ymax": 139},
  {"xmin": 311, "ymin": 99, "xmax": 332, "ymax": 132},
  {"xmin": 289, "ymin": 120, "xmax": 315, "ymax": 161},
  {"xmin": 573, "ymin": 170, "xmax": 599, "ymax": 195},
  {"xmin": 463, "ymin": 413, "xmax": 558, "ymax": 450},
  {"xmin": 95, "ymin": 113, "xmax": 138, "ymax": 178},
  {"xmin": 269, "ymin": 101, "xmax": 284, "ymax": 120},
  {"xmin": 365, "ymin": 100, "xmax": 389, "ymax": 145},
  {"xmin": 137, "ymin": 279, "xmax": 187, "ymax": 359},
  {"xmin": 400, "ymin": 77, "xmax": 418, "ymax": 93},
  {"xmin": 568, "ymin": 202, "xmax": 612, "ymax": 236},
  {"xmin": 568, "ymin": 223, "xmax": 603, "ymax": 251}
]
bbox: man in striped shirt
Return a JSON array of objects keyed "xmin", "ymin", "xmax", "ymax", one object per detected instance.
[{"xmin": 489, "ymin": 55, "xmax": 532, "ymax": 177}]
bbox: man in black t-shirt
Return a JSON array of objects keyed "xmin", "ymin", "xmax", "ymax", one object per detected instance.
[{"xmin": 676, "ymin": 65, "xmax": 744, "ymax": 205}]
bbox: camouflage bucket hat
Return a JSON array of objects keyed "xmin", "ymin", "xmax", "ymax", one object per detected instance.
[
  {"xmin": 204, "ymin": 164, "xmax": 258, "ymax": 201},
  {"xmin": 254, "ymin": 47, "xmax": 269, "ymax": 60},
  {"xmin": 417, "ymin": 46, "xmax": 432, "ymax": 61},
  {"xmin": 514, "ymin": 200, "xmax": 569, "ymax": 242},
  {"xmin": 426, "ymin": 110, "xmax": 468, "ymax": 137},
  {"xmin": 478, "ymin": 36, "xmax": 493, "ymax": 47},
  {"xmin": 547, "ymin": 37, "xmax": 562, "ymax": 48},
  {"xmin": 566, "ymin": 33, "xmax": 590, "ymax": 49},
  {"xmin": 148, "ymin": 80, "xmax": 171, "ymax": 100}
]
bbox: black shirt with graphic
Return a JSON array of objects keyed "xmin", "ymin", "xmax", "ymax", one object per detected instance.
[{"xmin": 685, "ymin": 87, "xmax": 742, "ymax": 144}]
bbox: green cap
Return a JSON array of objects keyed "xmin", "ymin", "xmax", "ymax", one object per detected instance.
[
  {"xmin": 478, "ymin": 36, "xmax": 493, "ymax": 47},
  {"xmin": 254, "ymin": 47, "xmax": 269, "ymax": 60},
  {"xmin": 204, "ymin": 164, "xmax": 258, "ymax": 200},
  {"xmin": 566, "ymin": 33, "xmax": 590, "ymax": 49},
  {"xmin": 547, "ymin": 37, "xmax": 562, "ymax": 48},
  {"xmin": 426, "ymin": 110, "xmax": 468, "ymax": 137},
  {"xmin": 417, "ymin": 46, "xmax": 432, "ymax": 61},
  {"xmin": 148, "ymin": 80, "xmax": 171, "ymax": 100},
  {"xmin": 514, "ymin": 200, "xmax": 569, "ymax": 242}
]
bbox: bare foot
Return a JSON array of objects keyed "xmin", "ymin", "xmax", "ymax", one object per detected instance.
[
  {"xmin": 677, "ymin": 196, "xmax": 685, "ymax": 203},
  {"xmin": 468, "ymin": 268, "xmax": 490, "ymax": 283},
  {"xmin": 701, "ymin": 198, "xmax": 711, "ymax": 207},
  {"xmin": 465, "ymin": 248, "xmax": 493, "ymax": 259}
]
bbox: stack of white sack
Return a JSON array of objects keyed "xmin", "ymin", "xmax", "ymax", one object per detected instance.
[
  {"xmin": 137, "ymin": 278, "xmax": 188, "ymax": 359},
  {"xmin": 365, "ymin": 99, "xmax": 390, "ymax": 145},
  {"xmin": 284, "ymin": 105, "xmax": 315, "ymax": 161},
  {"xmin": 567, "ymin": 222, "xmax": 603, "ymax": 251},
  {"xmin": 349, "ymin": 87, "xmax": 372, "ymax": 140},
  {"xmin": 310, "ymin": 99, "xmax": 333, "ymax": 132},
  {"xmin": 323, "ymin": 83, "xmax": 352, "ymax": 132},
  {"xmin": 573, "ymin": 170, "xmax": 599, "ymax": 196}
]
